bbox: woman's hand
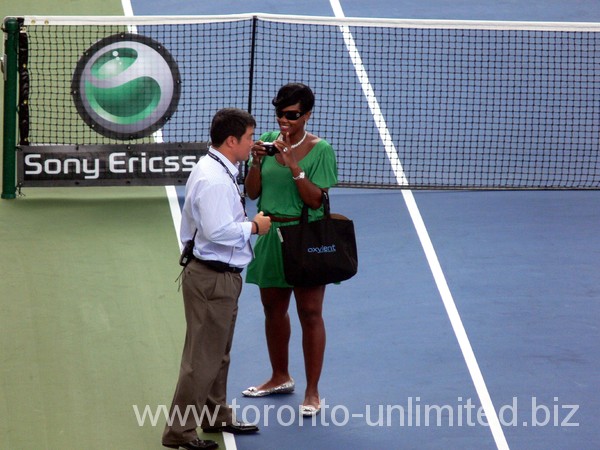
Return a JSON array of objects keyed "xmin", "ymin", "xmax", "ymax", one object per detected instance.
[
  {"xmin": 251, "ymin": 141, "xmax": 269, "ymax": 166},
  {"xmin": 277, "ymin": 132, "xmax": 299, "ymax": 167},
  {"xmin": 246, "ymin": 141, "xmax": 267, "ymax": 199}
]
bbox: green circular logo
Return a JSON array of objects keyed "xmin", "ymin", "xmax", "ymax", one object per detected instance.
[{"xmin": 72, "ymin": 33, "xmax": 181, "ymax": 140}]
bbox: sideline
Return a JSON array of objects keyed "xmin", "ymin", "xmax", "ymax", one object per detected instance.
[
  {"xmin": 165, "ymin": 186, "xmax": 182, "ymax": 251},
  {"xmin": 120, "ymin": 0, "xmax": 234, "ymax": 448},
  {"xmin": 328, "ymin": 0, "xmax": 510, "ymax": 449}
]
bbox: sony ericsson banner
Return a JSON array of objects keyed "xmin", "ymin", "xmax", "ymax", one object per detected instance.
[
  {"xmin": 17, "ymin": 143, "xmax": 208, "ymax": 187},
  {"xmin": 71, "ymin": 33, "xmax": 181, "ymax": 140}
]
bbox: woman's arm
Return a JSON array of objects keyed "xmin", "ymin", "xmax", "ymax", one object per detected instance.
[
  {"xmin": 288, "ymin": 163, "xmax": 326, "ymax": 209},
  {"xmin": 245, "ymin": 143, "xmax": 265, "ymax": 200}
]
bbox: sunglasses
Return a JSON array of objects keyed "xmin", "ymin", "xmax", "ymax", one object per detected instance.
[{"xmin": 276, "ymin": 110, "xmax": 304, "ymax": 120}]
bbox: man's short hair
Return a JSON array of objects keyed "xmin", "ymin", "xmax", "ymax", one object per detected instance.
[{"xmin": 210, "ymin": 108, "xmax": 256, "ymax": 147}]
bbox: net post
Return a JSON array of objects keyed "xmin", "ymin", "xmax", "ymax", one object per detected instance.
[{"xmin": 2, "ymin": 17, "xmax": 19, "ymax": 199}]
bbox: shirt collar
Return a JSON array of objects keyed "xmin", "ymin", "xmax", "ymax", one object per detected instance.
[{"xmin": 208, "ymin": 146, "xmax": 239, "ymax": 177}]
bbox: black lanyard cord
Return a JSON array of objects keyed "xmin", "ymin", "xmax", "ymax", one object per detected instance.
[{"xmin": 207, "ymin": 151, "xmax": 246, "ymax": 211}]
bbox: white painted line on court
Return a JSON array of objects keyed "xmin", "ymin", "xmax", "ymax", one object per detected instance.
[
  {"xmin": 165, "ymin": 185, "xmax": 183, "ymax": 251},
  {"xmin": 121, "ymin": 1, "xmax": 231, "ymax": 448},
  {"xmin": 329, "ymin": 1, "xmax": 510, "ymax": 449},
  {"xmin": 121, "ymin": 0, "xmax": 134, "ymax": 17},
  {"xmin": 222, "ymin": 432, "xmax": 237, "ymax": 450}
]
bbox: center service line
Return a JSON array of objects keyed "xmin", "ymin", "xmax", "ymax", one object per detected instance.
[{"xmin": 328, "ymin": 1, "xmax": 509, "ymax": 448}]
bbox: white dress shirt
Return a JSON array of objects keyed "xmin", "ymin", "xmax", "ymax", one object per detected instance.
[{"xmin": 180, "ymin": 148, "xmax": 253, "ymax": 268}]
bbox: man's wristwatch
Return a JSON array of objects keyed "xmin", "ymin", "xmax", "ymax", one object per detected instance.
[{"xmin": 292, "ymin": 171, "xmax": 305, "ymax": 180}]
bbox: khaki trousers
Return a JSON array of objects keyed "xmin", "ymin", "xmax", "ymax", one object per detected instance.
[{"xmin": 162, "ymin": 260, "xmax": 242, "ymax": 445}]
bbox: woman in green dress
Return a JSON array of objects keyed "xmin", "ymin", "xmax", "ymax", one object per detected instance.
[{"xmin": 243, "ymin": 83, "xmax": 338, "ymax": 416}]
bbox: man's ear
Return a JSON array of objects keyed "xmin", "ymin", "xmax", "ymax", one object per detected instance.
[{"xmin": 225, "ymin": 135, "xmax": 238, "ymax": 148}]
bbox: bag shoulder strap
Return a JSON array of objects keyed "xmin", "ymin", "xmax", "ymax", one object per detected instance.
[
  {"xmin": 300, "ymin": 190, "xmax": 331, "ymax": 223},
  {"xmin": 321, "ymin": 191, "xmax": 331, "ymax": 216}
]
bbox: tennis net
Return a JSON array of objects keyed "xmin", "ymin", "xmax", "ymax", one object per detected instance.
[{"xmin": 7, "ymin": 14, "xmax": 600, "ymax": 189}]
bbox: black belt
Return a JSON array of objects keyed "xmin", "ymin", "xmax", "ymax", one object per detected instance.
[
  {"xmin": 192, "ymin": 257, "xmax": 243, "ymax": 273},
  {"xmin": 267, "ymin": 214, "xmax": 300, "ymax": 223}
]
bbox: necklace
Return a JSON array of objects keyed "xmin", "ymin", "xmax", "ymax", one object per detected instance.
[{"xmin": 278, "ymin": 131, "xmax": 308, "ymax": 149}]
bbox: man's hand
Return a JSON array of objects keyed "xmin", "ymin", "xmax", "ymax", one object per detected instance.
[{"xmin": 253, "ymin": 211, "xmax": 271, "ymax": 235}]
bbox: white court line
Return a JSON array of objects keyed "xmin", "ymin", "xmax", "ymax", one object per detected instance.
[
  {"xmin": 121, "ymin": 0, "xmax": 181, "ymax": 248},
  {"xmin": 165, "ymin": 185, "xmax": 183, "ymax": 251},
  {"xmin": 329, "ymin": 1, "xmax": 510, "ymax": 449},
  {"xmin": 121, "ymin": 0, "xmax": 182, "ymax": 248},
  {"xmin": 121, "ymin": 0, "xmax": 233, "ymax": 448},
  {"xmin": 121, "ymin": 0, "xmax": 133, "ymax": 17},
  {"xmin": 122, "ymin": 0, "xmax": 182, "ymax": 250}
]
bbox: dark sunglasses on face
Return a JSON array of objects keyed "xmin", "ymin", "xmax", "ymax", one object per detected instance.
[{"xmin": 276, "ymin": 110, "xmax": 304, "ymax": 120}]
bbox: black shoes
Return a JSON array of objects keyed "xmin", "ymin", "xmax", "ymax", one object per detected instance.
[
  {"xmin": 163, "ymin": 422, "xmax": 258, "ymax": 449},
  {"xmin": 203, "ymin": 421, "xmax": 259, "ymax": 435},
  {"xmin": 163, "ymin": 437, "xmax": 219, "ymax": 450}
]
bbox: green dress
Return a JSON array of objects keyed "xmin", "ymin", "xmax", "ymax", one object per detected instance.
[{"xmin": 245, "ymin": 131, "xmax": 338, "ymax": 288}]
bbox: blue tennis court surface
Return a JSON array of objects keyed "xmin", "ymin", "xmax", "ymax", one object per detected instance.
[
  {"xmin": 223, "ymin": 188, "xmax": 599, "ymax": 450},
  {"xmin": 124, "ymin": 0, "xmax": 600, "ymax": 448}
]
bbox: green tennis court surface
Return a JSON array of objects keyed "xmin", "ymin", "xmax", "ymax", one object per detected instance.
[{"xmin": 0, "ymin": 187, "xmax": 221, "ymax": 448}]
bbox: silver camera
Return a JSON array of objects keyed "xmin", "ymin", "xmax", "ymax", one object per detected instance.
[{"xmin": 262, "ymin": 142, "xmax": 278, "ymax": 156}]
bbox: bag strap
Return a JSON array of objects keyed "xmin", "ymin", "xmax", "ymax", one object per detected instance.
[
  {"xmin": 322, "ymin": 191, "xmax": 331, "ymax": 216},
  {"xmin": 300, "ymin": 190, "xmax": 331, "ymax": 223}
]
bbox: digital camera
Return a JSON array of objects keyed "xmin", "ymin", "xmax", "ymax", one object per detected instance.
[{"xmin": 262, "ymin": 142, "xmax": 278, "ymax": 156}]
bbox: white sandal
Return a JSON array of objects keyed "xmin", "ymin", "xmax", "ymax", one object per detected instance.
[
  {"xmin": 301, "ymin": 401, "xmax": 322, "ymax": 417},
  {"xmin": 242, "ymin": 379, "xmax": 295, "ymax": 397}
]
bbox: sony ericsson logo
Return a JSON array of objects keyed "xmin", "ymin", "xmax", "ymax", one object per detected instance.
[
  {"xmin": 71, "ymin": 33, "xmax": 181, "ymax": 140},
  {"xmin": 307, "ymin": 244, "xmax": 337, "ymax": 254}
]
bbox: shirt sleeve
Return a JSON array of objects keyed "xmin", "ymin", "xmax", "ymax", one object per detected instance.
[{"xmin": 307, "ymin": 141, "xmax": 338, "ymax": 189}]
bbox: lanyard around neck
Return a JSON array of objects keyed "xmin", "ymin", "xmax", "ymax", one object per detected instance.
[{"xmin": 207, "ymin": 151, "xmax": 246, "ymax": 210}]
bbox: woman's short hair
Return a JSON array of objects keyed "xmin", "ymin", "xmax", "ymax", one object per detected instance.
[{"xmin": 272, "ymin": 83, "xmax": 315, "ymax": 114}]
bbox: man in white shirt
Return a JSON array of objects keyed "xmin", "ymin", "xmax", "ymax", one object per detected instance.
[{"xmin": 162, "ymin": 108, "xmax": 271, "ymax": 450}]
